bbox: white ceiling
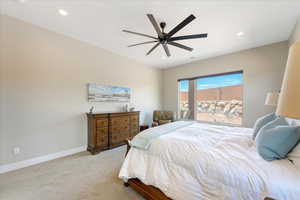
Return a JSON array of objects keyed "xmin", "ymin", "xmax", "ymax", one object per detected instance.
[{"xmin": 1, "ymin": 0, "xmax": 300, "ymax": 68}]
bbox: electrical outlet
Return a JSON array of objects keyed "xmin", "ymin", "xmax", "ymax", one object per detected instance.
[{"xmin": 13, "ymin": 147, "xmax": 20, "ymax": 155}]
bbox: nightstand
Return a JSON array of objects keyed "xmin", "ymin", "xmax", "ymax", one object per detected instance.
[{"xmin": 140, "ymin": 125, "xmax": 149, "ymax": 132}]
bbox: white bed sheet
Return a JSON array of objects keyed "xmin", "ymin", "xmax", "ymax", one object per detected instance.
[
  {"xmin": 119, "ymin": 122, "xmax": 300, "ymax": 200},
  {"xmin": 261, "ymin": 159, "xmax": 300, "ymax": 200}
]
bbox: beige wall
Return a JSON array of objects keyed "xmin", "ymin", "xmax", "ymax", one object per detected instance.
[
  {"xmin": 162, "ymin": 41, "xmax": 288, "ymax": 127},
  {"xmin": 0, "ymin": 15, "xmax": 162, "ymax": 165},
  {"xmin": 0, "ymin": 13, "xmax": 291, "ymax": 166},
  {"xmin": 0, "ymin": 16, "xmax": 5, "ymax": 166}
]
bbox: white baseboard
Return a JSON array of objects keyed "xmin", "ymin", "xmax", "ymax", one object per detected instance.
[{"xmin": 0, "ymin": 146, "xmax": 87, "ymax": 174}]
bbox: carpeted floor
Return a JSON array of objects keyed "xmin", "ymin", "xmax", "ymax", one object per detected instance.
[{"xmin": 0, "ymin": 146, "xmax": 143, "ymax": 200}]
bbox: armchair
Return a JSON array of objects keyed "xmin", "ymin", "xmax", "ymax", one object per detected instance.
[{"xmin": 152, "ymin": 110, "xmax": 174, "ymax": 127}]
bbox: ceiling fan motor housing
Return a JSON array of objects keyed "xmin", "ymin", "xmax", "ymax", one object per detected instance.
[
  {"xmin": 160, "ymin": 22, "xmax": 166, "ymax": 30},
  {"xmin": 159, "ymin": 22, "xmax": 167, "ymax": 41}
]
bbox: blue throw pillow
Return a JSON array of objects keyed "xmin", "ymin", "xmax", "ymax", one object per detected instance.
[
  {"xmin": 252, "ymin": 113, "xmax": 276, "ymax": 140},
  {"xmin": 255, "ymin": 117, "xmax": 300, "ymax": 161}
]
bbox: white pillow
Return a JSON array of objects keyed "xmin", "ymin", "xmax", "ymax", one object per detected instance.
[
  {"xmin": 288, "ymin": 142, "xmax": 300, "ymax": 169},
  {"xmin": 286, "ymin": 118, "xmax": 300, "ymax": 126}
]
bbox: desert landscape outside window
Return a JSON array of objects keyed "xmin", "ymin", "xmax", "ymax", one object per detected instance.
[
  {"xmin": 179, "ymin": 80, "xmax": 190, "ymax": 119},
  {"xmin": 179, "ymin": 71, "xmax": 243, "ymax": 125}
]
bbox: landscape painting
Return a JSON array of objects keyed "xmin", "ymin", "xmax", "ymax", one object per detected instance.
[{"xmin": 88, "ymin": 84, "xmax": 131, "ymax": 102}]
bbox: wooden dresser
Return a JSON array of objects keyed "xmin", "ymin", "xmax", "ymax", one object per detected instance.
[{"xmin": 86, "ymin": 111, "xmax": 140, "ymax": 154}]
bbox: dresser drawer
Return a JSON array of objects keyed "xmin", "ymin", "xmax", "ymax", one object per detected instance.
[
  {"xmin": 96, "ymin": 127, "xmax": 108, "ymax": 148},
  {"xmin": 96, "ymin": 127, "xmax": 108, "ymax": 135},
  {"xmin": 131, "ymin": 127, "xmax": 139, "ymax": 133},
  {"xmin": 110, "ymin": 125, "xmax": 130, "ymax": 134},
  {"xmin": 110, "ymin": 132, "xmax": 130, "ymax": 147},
  {"xmin": 109, "ymin": 123, "xmax": 130, "ymax": 148},
  {"xmin": 96, "ymin": 134, "xmax": 108, "ymax": 148},
  {"xmin": 130, "ymin": 115, "xmax": 139, "ymax": 122},
  {"xmin": 96, "ymin": 119, "xmax": 108, "ymax": 127},
  {"xmin": 87, "ymin": 112, "xmax": 139, "ymax": 154},
  {"xmin": 131, "ymin": 121, "xmax": 139, "ymax": 129},
  {"xmin": 130, "ymin": 127, "xmax": 139, "ymax": 138},
  {"xmin": 109, "ymin": 117, "xmax": 130, "ymax": 127}
]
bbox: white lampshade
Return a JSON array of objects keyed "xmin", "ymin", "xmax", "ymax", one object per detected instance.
[
  {"xmin": 265, "ymin": 92, "xmax": 279, "ymax": 106},
  {"xmin": 276, "ymin": 42, "xmax": 300, "ymax": 119}
]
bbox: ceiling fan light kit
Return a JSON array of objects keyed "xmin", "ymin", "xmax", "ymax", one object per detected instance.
[{"xmin": 123, "ymin": 14, "xmax": 208, "ymax": 57}]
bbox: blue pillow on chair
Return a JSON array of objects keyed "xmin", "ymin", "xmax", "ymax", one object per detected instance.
[
  {"xmin": 255, "ymin": 117, "xmax": 300, "ymax": 161},
  {"xmin": 252, "ymin": 113, "xmax": 277, "ymax": 140}
]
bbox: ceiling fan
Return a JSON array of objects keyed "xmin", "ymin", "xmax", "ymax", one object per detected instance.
[{"xmin": 123, "ymin": 14, "xmax": 208, "ymax": 57}]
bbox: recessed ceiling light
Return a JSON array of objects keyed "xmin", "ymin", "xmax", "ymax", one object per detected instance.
[
  {"xmin": 59, "ymin": 9, "xmax": 69, "ymax": 16},
  {"xmin": 236, "ymin": 32, "xmax": 244, "ymax": 37}
]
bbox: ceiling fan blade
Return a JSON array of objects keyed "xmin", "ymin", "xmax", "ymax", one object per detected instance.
[
  {"xmin": 128, "ymin": 40, "xmax": 158, "ymax": 47},
  {"xmin": 168, "ymin": 33, "xmax": 208, "ymax": 41},
  {"xmin": 123, "ymin": 30, "xmax": 157, "ymax": 40},
  {"xmin": 147, "ymin": 14, "xmax": 163, "ymax": 38},
  {"xmin": 146, "ymin": 42, "xmax": 160, "ymax": 55},
  {"xmin": 167, "ymin": 14, "xmax": 196, "ymax": 38},
  {"xmin": 168, "ymin": 42, "xmax": 193, "ymax": 51},
  {"xmin": 162, "ymin": 43, "xmax": 171, "ymax": 57}
]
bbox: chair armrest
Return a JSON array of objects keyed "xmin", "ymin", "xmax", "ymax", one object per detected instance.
[
  {"xmin": 158, "ymin": 120, "xmax": 172, "ymax": 125},
  {"xmin": 152, "ymin": 122, "xmax": 159, "ymax": 127}
]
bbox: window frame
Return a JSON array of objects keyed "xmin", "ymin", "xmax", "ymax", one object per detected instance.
[{"xmin": 178, "ymin": 70, "xmax": 244, "ymax": 126}]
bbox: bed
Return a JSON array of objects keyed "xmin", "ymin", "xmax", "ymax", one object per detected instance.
[{"xmin": 119, "ymin": 121, "xmax": 300, "ymax": 200}]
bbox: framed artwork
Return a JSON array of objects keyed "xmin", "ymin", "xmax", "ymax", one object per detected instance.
[{"xmin": 88, "ymin": 84, "xmax": 131, "ymax": 103}]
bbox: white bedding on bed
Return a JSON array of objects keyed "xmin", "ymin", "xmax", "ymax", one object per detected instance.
[{"xmin": 119, "ymin": 122, "xmax": 300, "ymax": 200}]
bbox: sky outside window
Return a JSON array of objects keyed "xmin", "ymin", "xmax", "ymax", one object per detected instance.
[{"xmin": 179, "ymin": 73, "xmax": 243, "ymax": 91}]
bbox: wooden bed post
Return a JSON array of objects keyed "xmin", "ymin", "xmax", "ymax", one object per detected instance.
[
  {"xmin": 125, "ymin": 139, "xmax": 131, "ymax": 157},
  {"xmin": 124, "ymin": 139, "xmax": 131, "ymax": 187}
]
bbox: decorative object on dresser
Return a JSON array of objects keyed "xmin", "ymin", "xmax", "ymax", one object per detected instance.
[
  {"xmin": 123, "ymin": 103, "xmax": 135, "ymax": 112},
  {"xmin": 152, "ymin": 110, "xmax": 174, "ymax": 127},
  {"xmin": 86, "ymin": 111, "xmax": 139, "ymax": 155},
  {"xmin": 89, "ymin": 106, "xmax": 95, "ymax": 114}
]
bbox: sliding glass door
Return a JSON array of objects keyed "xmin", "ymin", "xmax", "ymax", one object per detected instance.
[{"xmin": 178, "ymin": 71, "xmax": 243, "ymax": 125}]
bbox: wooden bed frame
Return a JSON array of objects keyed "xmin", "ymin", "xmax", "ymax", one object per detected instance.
[{"xmin": 123, "ymin": 140, "xmax": 273, "ymax": 200}]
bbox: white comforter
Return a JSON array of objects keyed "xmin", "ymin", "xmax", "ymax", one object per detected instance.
[{"xmin": 119, "ymin": 122, "xmax": 300, "ymax": 200}]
